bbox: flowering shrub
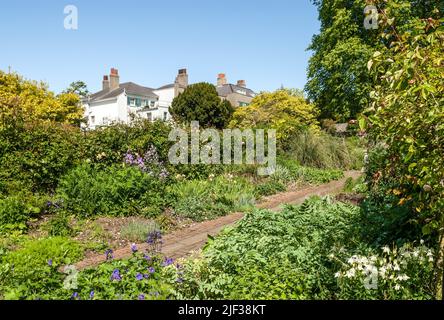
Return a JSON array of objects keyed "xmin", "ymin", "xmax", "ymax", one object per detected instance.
[
  {"xmin": 334, "ymin": 242, "xmax": 436, "ymax": 300},
  {"xmin": 124, "ymin": 145, "xmax": 169, "ymax": 180}
]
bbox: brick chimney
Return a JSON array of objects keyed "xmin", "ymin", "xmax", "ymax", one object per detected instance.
[
  {"xmin": 102, "ymin": 75, "xmax": 110, "ymax": 91},
  {"xmin": 175, "ymin": 68, "xmax": 188, "ymax": 88},
  {"xmin": 109, "ymin": 68, "xmax": 120, "ymax": 91},
  {"xmin": 217, "ymin": 73, "xmax": 227, "ymax": 86},
  {"xmin": 237, "ymin": 80, "xmax": 246, "ymax": 88}
]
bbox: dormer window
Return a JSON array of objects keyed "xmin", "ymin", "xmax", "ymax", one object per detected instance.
[{"xmin": 129, "ymin": 98, "xmax": 136, "ymax": 107}]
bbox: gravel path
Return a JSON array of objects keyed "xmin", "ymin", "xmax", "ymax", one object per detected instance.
[{"xmin": 73, "ymin": 171, "xmax": 361, "ymax": 270}]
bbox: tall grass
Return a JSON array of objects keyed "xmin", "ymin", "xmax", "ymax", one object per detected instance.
[{"xmin": 284, "ymin": 131, "xmax": 364, "ymax": 170}]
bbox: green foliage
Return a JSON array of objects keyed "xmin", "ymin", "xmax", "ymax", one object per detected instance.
[
  {"xmin": 284, "ymin": 130, "xmax": 364, "ymax": 169},
  {"xmin": 62, "ymin": 81, "xmax": 89, "ymax": 98},
  {"xmin": 0, "ymin": 121, "xmax": 83, "ymax": 193},
  {"xmin": 167, "ymin": 176, "xmax": 256, "ymax": 221},
  {"xmin": 254, "ymin": 180, "xmax": 286, "ymax": 197},
  {"xmin": 57, "ymin": 253, "xmax": 172, "ymax": 300},
  {"xmin": 57, "ymin": 163, "xmax": 167, "ymax": 218},
  {"xmin": 170, "ymin": 82, "xmax": 234, "ymax": 129},
  {"xmin": 306, "ymin": 0, "xmax": 377, "ymax": 121},
  {"xmin": 367, "ymin": 3, "xmax": 444, "ymax": 236},
  {"xmin": 229, "ymin": 89, "xmax": 320, "ymax": 148},
  {"xmin": 277, "ymin": 157, "xmax": 344, "ymax": 184},
  {"xmin": 0, "ymin": 70, "xmax": 84, "ymax": 125},
  {"xmin": 335, "ymin": 242, "xmax": 436, "ymax": 300},
  {"xmin": 167, "ymin": 197, "xmax": 361, "ymax": 299},
  {"xmin": 0, "ymin": 193, "xmax": 47, "ymax": 233},
  {"xmin": 45, "ymin": 212, "xmax": 74, "ymax": 237},
  {"xmin": 0, "ymin": 237, "xmax": 83, "ymax": 299}
]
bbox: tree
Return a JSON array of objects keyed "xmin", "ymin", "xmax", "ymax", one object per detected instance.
[
  {"xmin": 229, "ymin": 89, "xmax": 320, "ymax": 148},
  {"xmin": 0, "ymin": 71, "xmax": 84, "ymax": 126},
  {"xmin": 306, "ymin": 0, "xmax": 379, "ymax": 122},
  {"xmin": 62, "ymin": 81, "xmax": 90, "ymax": 98},
  {"xmin": 170, "ymin": 82, "xmax": 234, "ymax": 129}
]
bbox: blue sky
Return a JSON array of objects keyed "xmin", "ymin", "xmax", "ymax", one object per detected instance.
[{"xmin": 0, "ymin": 0, "xmax": 319, "ymax": 94}]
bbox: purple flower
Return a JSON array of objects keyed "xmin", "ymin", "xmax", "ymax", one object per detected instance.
[
  {"xmin": 176, "ymin": 277, "xmax": 184, "ymax": 283},
  {"xmin": 148, "ymin": 267, "xmax": 155, "ymax": 274},
  {"xmin": 124, "ymin": 152, "xmax": 135, "ymax": 165},
  {"xmin": 47, "ymin": 259, "xmax": 53, "ymax": 266},
  {"xmin": 89, "ymin": 291, "xmax": 95, "ymax": 299},
  {"xmin": 143, "ymin": 274, "xmax": 150, "ymax": 279},
  {"xmin": 135, "ymin": 273, "xmax": 144, "ymax": 281},
  {"xmin": 131, "ymin": 243, "xmax": 138, "ymax": 253},
  {"xmin": 161, "ymin": 257, "xmax": 174, "ymax": 267},
  {"xmin": 111, "ymin": 269, "xmax": 122, "ymax": 281},
  {"xmin": 138, "ymin": 294, "xmax": 145, "ymax": 300},
  {"xmin": 72, "ymin": 292, "xmax": 79, "ymax": 300},
  {"xmin": 144, "ymin": 254, "xmax": 151, "ymax": 261},
  {"xmin": 105, "ymin": 249, "xmax": 114, "ymax": 261}
]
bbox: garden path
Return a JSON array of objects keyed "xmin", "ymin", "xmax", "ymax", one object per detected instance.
[{"xmin": 73, "ymin": 170, "xmax": 362, "ymax": 270}]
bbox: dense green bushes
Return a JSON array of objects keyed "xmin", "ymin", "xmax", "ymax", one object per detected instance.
[
  {"xmin": 0, "ymin": 193, "xmax": 47, "ymax": 233},
  {"xmin": 57, "ymin": 163, "xmax": 167, "ymax": 218},
  {"xmin": 0, "ymin": 237, "xmax": 83, "ymax": 299}
]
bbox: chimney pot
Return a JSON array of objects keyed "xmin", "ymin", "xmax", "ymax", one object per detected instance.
[
  {"xmin": 237, "ymin": 80, "xmax": 246, "ymax": 88},
  {"xmin": 217, "ymin": 73, "xmax": 227, "ymax": 86},
  {"xmin": 102, "ymin": 75, "xmax": 110, "ymax": 91},
  {"xmin": 109, "ymin": 68, "xmax": 120, "ymax": 90}
]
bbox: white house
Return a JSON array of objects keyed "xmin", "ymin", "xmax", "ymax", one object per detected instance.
[{"xmin": 82, "ymin": 68, "xmax": 188, "ymax": 130}]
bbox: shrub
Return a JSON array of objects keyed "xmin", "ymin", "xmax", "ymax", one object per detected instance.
[
  {"xmin": 334, "ymin": 242, "xmax": 436, "ymax": 300},
  {"xmin": 229, "ymin": 89, "xmax": 320, "ymax": 149},
  {"xmin": 0, "ymin": 121, "xmax": 83, "ymax": 193},
  {"xmin": 0, "ymin": 237, "xmax": 83, "ymax": 299},
  {"xmin": 0, "ymin": 193, "xmax": 47, "ymax": 233},
  {"xmin": 57, "ymin": 163, "xmax": 167, "ymax": 218}
]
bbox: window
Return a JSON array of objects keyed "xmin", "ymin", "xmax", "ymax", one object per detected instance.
[
  {"xmin": 238, "ymin": 102, "xmax": 249, "ymax": 107},
  {"xmin": 163, "ymin": 112, "xmax": 168, "ymax": 121},
  {"xmin": 150, "ymin": 101, "xmax": 155, "ymax": 108},
  {"xmin": 90, "ymin": 116, "xmax": 95, "ymax": 124},
  {"xmin": 129, "ymin": 98, "xmax": 136, "ymax": 107}
]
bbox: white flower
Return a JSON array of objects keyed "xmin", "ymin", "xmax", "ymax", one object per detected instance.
[
  {"xmin": 334, "ymin": 272, "xmax": 342, "ymax": 278},
  {"xmin": 412, "ymin": 251, "xmax": 419, "ymax": 258},
  {"xmin": 395, "ymin": 284, "xmax": 401, "ymax": 291},
  {"xmin": 383, "ymin": 246, "xmax": 390, "ymax": 254},
  {"xmin": 393, "ymin": 263, "xmax": 400, "ymax": 271},
  {"xmin": 346, "ymin": 268, "xmax": 356, "ymax": 278},
  {"xmin": 420, "ymin": 239, "xmax": 425, "ymax": 245}
]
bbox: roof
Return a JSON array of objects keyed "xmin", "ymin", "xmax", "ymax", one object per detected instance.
[
  {"xmin": 156, "ymin": 83, "xmax": 175, "ymax": 90},
  {"xmin": 88, "ymin": 82, "xmax": 158, "ymax": 102},
  {"xmin": 216, "ymin": 84, "xmax": 256, "ymax": 98}
]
